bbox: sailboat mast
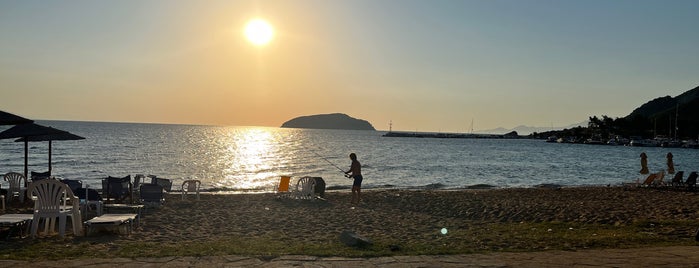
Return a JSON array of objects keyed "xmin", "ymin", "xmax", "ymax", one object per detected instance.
[
  {"xmin": 675, "ymin": 103, "xmax": 679, "ymax": 140},
  {"xmin": 653, "ymin": 118, "xmax": 657, "ymax": 138}
]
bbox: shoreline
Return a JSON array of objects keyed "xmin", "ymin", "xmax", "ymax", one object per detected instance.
[{"xmin": 190, "ymin": 182, "xmax": 628, "ymax": 195}]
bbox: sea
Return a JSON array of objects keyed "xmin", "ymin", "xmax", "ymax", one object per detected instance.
[{"xmin": 1, "ymin": 120, "xmax": 698, "ymax": 192}]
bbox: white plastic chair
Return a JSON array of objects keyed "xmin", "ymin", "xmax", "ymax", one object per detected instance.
[
  {"xmin": 181, "ymin": 180, "xmax": 201, "ymax": 200},
  {"xmin": 3, "ymin": 172, "xmax": 26, "ymax": 202},
  {"xmin": 294, "ymin": 177, "xmax": 316, "ymax": 200},
  {"xmin": 27, "ymin": 179, "xmax": 83, "ymax": 238}
]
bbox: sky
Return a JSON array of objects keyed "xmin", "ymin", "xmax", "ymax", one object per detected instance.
[{"xmin": 1, "ymin": 0, "xmax": 698, "ymax": 132}]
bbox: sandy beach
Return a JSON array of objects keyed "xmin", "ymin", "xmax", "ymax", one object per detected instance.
[
  {"xmin": 133, "ymin": 186, "xmax": 699, "ymax": 242},
  {"xmin": 3, "ymin": 186, "xmax": 699, "ymax": 264}
]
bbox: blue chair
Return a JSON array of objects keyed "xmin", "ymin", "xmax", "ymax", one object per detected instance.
[
  {"xmin": 150, "ymin": 177, "xmax": 172, "ymax": 192},
  {"xmin": 103, "ymin": 175, "xmax": 132, "ymax": 203},
  {"xmin": 139, "ymin": 183, "xmax": 164, "ymax": 207},
  {"xmin": 60, "ymin": 179, "xmax": 83, "ymax": 194}
]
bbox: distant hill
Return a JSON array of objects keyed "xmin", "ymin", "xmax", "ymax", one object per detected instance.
[
  {"xmin": 529, "ymin": 84, "xmax": 699, "ymax": 139},
  {"xmin": 281, "ymin": 113, "xmax": 376, "ymax": 131},
  {"xmin": 626, "ymin": 85, "xmax": 699, "ymax": 137},
  {"xmin": 480, "ymin": 121, "xmax": 587, "ymax": 135},
  {"xmin": 628, "ymin": 86, "xmax": 699, "ymax": 118}
]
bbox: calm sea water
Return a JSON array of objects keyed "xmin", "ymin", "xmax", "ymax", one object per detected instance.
[{"xmin": 1, "ymin": 121, "xmax": 698, "ymax": 192}]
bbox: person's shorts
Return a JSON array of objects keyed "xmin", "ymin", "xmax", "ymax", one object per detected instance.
[{"xmin": 352, "ymin": 175, "xmax": 363, "ymax": 187}]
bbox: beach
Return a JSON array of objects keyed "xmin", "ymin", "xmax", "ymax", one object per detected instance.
[
  {"xmin": 132, "ymin": 187, "xmax": 699, "ymax": 246},
  {"xmin": 3, "ymin": 186, "xmax": 699, "ymax": 266}
]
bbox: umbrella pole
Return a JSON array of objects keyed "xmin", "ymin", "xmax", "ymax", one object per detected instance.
[
  {"xmin": 24, "ymin": 139, "xmax": 28, "ymax": 187},
  {"xmin": 49, "ymin": 140, "xmax": 52, "ymax": 177}
]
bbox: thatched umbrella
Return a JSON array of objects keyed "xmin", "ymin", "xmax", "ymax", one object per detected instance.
[
  {"xmin": 16, "ymin": 131, "xmax": 85, "ymax": 178},
  {"xmin": 0, "ymin": 123, "xmax": 83, "ymax": 185},
  {"xmin": 0, "ymin": 110, "xmax": 32, "ymax": 125}
]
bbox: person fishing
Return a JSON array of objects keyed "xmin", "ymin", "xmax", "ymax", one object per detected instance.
[{"xmin": 344, "ymin": 153, "xmax": 363, "ymax": 204}]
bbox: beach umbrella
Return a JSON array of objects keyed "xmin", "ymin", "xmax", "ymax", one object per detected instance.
[
  {"xmin": 0, "ymin": 110, "xmax": 33, "ymax": 125},
  {"xmin": 639, "ymin": 152, "xmax": 649, "ymax": 175},
  {"xmin": 0, "ymin": 123, "xmax": 82, "ymax": 185},
  {"xmin": 16, "ymin": 131, "xmax": 85, "ymax": 179}
]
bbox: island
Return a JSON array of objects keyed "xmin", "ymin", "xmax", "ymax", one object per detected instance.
[{"xmin": 281, "ymin": 113, "xmax": 376, "ymax": 131}]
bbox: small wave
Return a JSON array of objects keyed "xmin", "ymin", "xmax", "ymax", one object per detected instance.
[
  {"xmin": 203, "ymin": 186, "xmax": 270, "ymax": 194},
  {"xmin": 420, "ymin": 183, "xmax": 446, "ymax": 189},
  {"xmin": 326, "ymin": 185, "xmax": 350, "ymax": 190},
  {"xmin": 534, "ymin": 183, "xmax": 562, "ymax": 189},
  {"xmin": 464, "ymin": 184, "xmax": 497, "ymax": 189}
]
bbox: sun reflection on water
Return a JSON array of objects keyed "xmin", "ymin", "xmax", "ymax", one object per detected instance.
[{"xmin": 216, "ymin": 127, "xmax": 286, "ymax": 190}]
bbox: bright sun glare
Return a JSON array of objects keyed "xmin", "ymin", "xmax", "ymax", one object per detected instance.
[{"xmin": 244, "ymin": 19, "xmax": 274, "ymax": 46}]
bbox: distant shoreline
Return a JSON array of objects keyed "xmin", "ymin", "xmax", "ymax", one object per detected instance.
[{"xmin": 382, "ymin": 131, "xmax": 521, "ymax": 139}]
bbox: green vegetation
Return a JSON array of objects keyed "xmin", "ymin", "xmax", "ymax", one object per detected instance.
[
  {"xmin": 531, "ymin": 85, "xmax": 699, "ymax": 141},
  {"xmin": 2, "ymin": 220, "xmax": 696, "ymax": 261}
]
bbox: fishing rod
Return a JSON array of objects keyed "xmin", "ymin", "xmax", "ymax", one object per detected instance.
[{"xmin": 304, "ymin": 144, "xmax": 351, "ymax": 178}]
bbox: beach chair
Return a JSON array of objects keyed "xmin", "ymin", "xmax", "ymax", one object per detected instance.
[
  {"xmin": 75, "ymin": 187, "xmax": 103, "ymax": 217},
  {"xmin": 27, "ymin": 179, "xmax": 83, "ymax": 238},
  {"xmin": 275, "ymin": 176, "xmax": 292, "ymax": 198},
  {"xmin": 181, "ymin": 180, "xmax": 201, "ymax": 200},
  {"xmin": 30, "ymin": 171, "xmax": 51, "ymax": 182},
  {"xmin": 60, "ymin": 179, "xmax": 82, "ymax": 194},
  {"xmin": 312, "ymin": 177, "xmax": 326, "ymax": 198},
  {"xmin": 139, "ymin": 183, "xmax": 164, "ymax": 208},
  {"xmin": 84, "ymin": 213, "xmax": 138, "ymax": 235},
  {"xmin": 3, "ymin": 172, "xmax": 25, "ymax": 203},
  {"xmin": 653, "ymin": 170, "xmax": 666, "ymax": 186},
  {"xmin": 103, "ymin": 175, "xmax": 132, "ymax": 204},
  {"xmin": 151, "ymin": 177, "xmax": 172, "ymax": 192},
  {"xmin": 685, "ymin": 172, "xmax": 697, "ymax": 191},
  {"xmin": 0, "ymin": 214, "xmax": 34, "ymax": 239},
  {"xmin": 133, "ymin": 174, "xmax": 145, "ymax": 193},
  {"xmin": 670, "ymin": 171, "xmax": 685, "ymax": 188},
  {"xmin": 293, "ymin": 177, "xmax": 316, "ymax": 200},
  {"xmin": 640, "ymin": 170, "xmax": 665, "ymax": 187}
]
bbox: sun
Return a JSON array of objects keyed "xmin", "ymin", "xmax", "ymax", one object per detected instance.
[{"xmin": 244, "ymin": 19, "xmax": 274, "ymax": 46}]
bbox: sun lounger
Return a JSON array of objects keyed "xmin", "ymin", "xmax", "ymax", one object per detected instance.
[
  {"xmin": 103, "ymin": 204, "xmax": 144, "ymax": 220},
  {"xmin": 670, "ymin": 171, "xmax": 685, "ymax": 188},
  {"xmin": 0, "ymin": 214, "xmax": 33, "ymax": 239},
  {"xmin": 84, "ymin": 213, "xmax": 138, "ymax": 235},
  {"xmin": 275, "ymin": 176, "xmax": 292, "ymax": 198},
  {"xmin": 640, "ymin": 170, "xmax": 665, "ymax": 187}
]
